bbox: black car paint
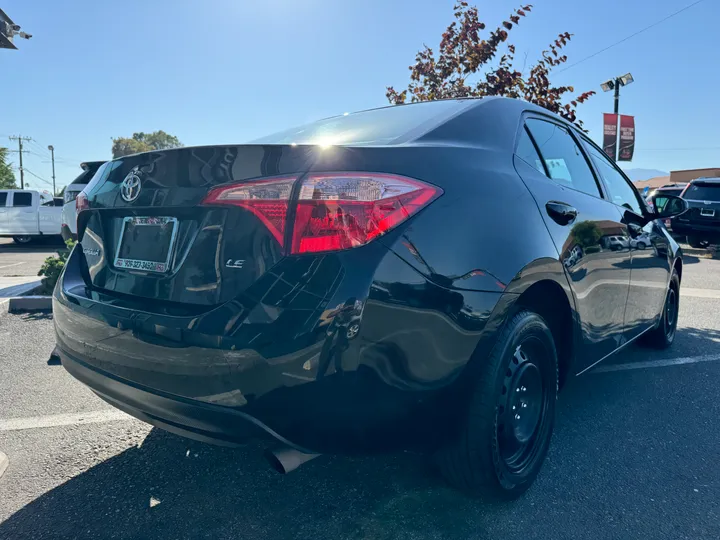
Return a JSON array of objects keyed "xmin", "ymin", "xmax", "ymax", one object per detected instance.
[{"xmin": 54, "ymin": 98, "xmax": 682, "ymax": 454}]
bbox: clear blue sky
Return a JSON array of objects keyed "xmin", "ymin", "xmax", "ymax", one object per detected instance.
[{"xmin": 1, "ymin": 0, "xmax": 717, "ymax": 191}]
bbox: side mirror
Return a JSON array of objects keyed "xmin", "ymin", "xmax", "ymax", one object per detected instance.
[{"xmin": 652, "ymin": 194, "xmax": 688, "ymax": 219}]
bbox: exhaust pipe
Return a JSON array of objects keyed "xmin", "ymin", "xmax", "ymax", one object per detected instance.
[{"xmin": 264, "ymin": 446, "xmax": 320, "ymax": 474}]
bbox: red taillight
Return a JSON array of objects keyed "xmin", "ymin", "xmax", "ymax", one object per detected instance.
[
  {"xmin": 75, "ymin": 191, "xmax": 89, "ymax": 214},
  {"xmin": 291, "ymin": 173, "xmax": 440, "ymax": 254},
  {"xmin": 201, "ymin": 173, "xmax": 441, "ymax": 254},
  {"xmin": 75, "ymin": 191, "xmax": 89, "ymax": 233},
  {"xmin": 202, "ymin": 176, "xmax": 297, "ymax": 247}
]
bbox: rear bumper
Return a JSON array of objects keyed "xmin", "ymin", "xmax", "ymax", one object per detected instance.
[
  {"xmin": 672, "ymin": 221, "xmax": 720, "ymax": 240},
  {"xmin": 58, "ymin": 345, "xmax": 299, "ymax": 449}
]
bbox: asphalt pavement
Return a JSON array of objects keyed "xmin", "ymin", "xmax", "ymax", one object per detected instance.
[
  {"xmin": 1, "ymin": 250, "xmax": 720, "ymax": 539},
  {"xmin": 0, "ymin": 237, "xmax": 64, "ymax": 278}
]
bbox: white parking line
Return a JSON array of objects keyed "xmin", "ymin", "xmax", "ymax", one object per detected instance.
[
  {"xmin": 0, "ymin": 410, "xmax": 132, "ymax": 432},
  {"xmin": 0, "ymin": 262, "xmax": 25, "ymax": 270},
  {"xmin": 681, "ymin": 288, "xmax": 720, "ymax": 299},
  {"xmin": 592, "ymin": 353, "xmax": 720, "ymax": 374}
]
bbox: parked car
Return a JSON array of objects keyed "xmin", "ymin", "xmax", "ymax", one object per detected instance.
[
  {"xmin": 61, "ymin": 161, "xmax": 105, "ymax": 241},
  {"xmin": 0, "ymin": 189, "xmax": 63, "ymax": 243},
  {"xmin": 645, "ymin": 183, "xmax": 687, "ymax": 232},
  {"xmin": 670, "ymin": 178, "xmax": 720, "ymax": 248},
  {"xmin": 54, "ymin": 97, "xmax": 686, "ymax": 500},
  {"xmin": 604, "ymin": 235, "xmax": 630, "ymax": 251}
]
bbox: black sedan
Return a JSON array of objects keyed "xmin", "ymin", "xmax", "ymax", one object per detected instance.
[{"xmin": 54, "ymin": 97, "xmax": 687, "ymax": 500}]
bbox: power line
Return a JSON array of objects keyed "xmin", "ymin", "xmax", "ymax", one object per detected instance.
[
  {"xmin": 557, "ymin": 0, "xmax": 706, "ymax": 74},
  {"xmin": 23, "ymin": 168, "xmax": 53, "ymax": 188}
]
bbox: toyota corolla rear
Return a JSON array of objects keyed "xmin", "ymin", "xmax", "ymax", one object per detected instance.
[{"xmin": 53, "ymin": 138, "xmax": 467, "ymax": 454}]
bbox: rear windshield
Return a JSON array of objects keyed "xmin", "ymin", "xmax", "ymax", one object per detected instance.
[
  {"xmin": 658, "ymin": 188, "xmax": 683, "ymax": 197},
  {"xmin": 70, "ymin": 164, "xmax": 104, "ymax": 187},
  {"xmin": 251, "ymin": 100, "xmax": 472, "ymax": 146},
  {"xmin": 684, "ymin": 183, "xmax": 720, "ymax": 201}
]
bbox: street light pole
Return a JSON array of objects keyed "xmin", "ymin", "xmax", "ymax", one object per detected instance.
[
  {"xmin": 601, "ymin": 73, "xmax": 634, "ymax": 161},
  {"xmin": 613, "ymin": 78, "xmax": 620, "ymax": 115},
  {"xmin": 48, "ymin": 145, "xmax": 56, "ymax": 195}
]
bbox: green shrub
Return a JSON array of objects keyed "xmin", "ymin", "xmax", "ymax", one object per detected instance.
[{"xmin": 38, "ymin": 239, "xmax": 76, "ymax": 295}]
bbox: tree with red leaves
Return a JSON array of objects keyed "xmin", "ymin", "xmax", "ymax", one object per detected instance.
[{"xmin": 386, "ymin": 2, "xmax": 594, "ymax": 127}]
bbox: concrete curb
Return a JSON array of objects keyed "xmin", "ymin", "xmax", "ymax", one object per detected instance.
[
  {"xmin": 8, "ymin": 295, "xmax": 52, "ymax": 313},
  {"xmin": 0, "ymin": 451, "xmax": 8, "ymax": 479}
]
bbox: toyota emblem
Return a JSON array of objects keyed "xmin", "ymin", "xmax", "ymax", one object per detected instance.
[{"xmin": 120, "ymin": 171, "xmax": 142, "ymax": 203}]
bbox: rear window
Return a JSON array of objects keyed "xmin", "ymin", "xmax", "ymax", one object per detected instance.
[
  {"xmin": 684, "ymin": 183, "xmax": 720, "ymax": 201},
  {"xmin": 70, "ymin": 163, "xmax": 105, "ymax": 188},
  {"xmin": 658, "ymin": 188, "xmax": 683, "ymax": 197},
  {"xmin": 0, "ymin": 193, "xmax": 6, "ymax": 206},
  {"xmin": 251, "ymin": 100, "xmax": 472, "ymax": 146}
]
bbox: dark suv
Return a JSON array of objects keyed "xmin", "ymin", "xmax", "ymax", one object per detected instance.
[
  {"xmin": 54, "ymin": 97, "xmax": 687, "ymax": 500},
  {"xmin": 672, "ymin": 178, "xmax": 720, "ymax": 247}
]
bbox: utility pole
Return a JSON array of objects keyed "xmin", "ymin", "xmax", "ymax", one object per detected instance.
[
  {"xmin": 8, "ymin": 135, "xmax": 31, "ymax": 189},
  {"xmin": 48, "ymin": 145, "xmax": 56, "ymax": 194}
]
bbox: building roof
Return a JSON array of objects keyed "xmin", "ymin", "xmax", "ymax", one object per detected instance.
[{"xmin": 632, "ymin": 175, "xmax": 671, "ymax": 190}]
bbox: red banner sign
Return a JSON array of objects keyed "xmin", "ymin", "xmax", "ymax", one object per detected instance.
[
  {"xmin": 603, "ymin": 113, "xmax": 618, "ymax": 160},
  {"xmin": 618, "ymin": 115, "xmax": 635, "ymax": 161}
]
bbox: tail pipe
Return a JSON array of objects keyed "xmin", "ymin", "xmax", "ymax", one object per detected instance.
[{"xmin": 264, "ymin": 446, "xmax": 320, "ymax": 474}]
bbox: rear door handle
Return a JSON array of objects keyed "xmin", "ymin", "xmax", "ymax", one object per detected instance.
[{"xmin": 545, "ymin": 201, "xmax": 578, "ymax": 226}]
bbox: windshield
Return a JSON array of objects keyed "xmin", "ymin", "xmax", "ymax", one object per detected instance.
[{"xmin": 252, "ymin": 100, "xmax": 472, "ymax": 146}]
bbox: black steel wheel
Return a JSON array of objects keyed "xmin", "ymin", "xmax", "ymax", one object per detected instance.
[
  {"xmin": 641, "ymin": 268, "xmax": 680, "ymax": 349},
  {"xmin": 496, "ymin": 341, "xmax": 553, "ymax": 477},
  {"xmin": 436, "ymin": 310, "xmax": 558, "ymax": 500}
]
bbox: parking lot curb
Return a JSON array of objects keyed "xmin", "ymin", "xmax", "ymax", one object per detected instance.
[
  {"xmin": 8, "ymin": 296, "xmax": 52, "ymax": 313},
  {"xmin": 0, "ymin": 451, "xmax": 8, "ymax": 479}
]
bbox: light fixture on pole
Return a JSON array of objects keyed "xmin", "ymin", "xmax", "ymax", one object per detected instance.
[{"xmin": 601, "ymin": 72, "xmax": 634, "ymax": 114}]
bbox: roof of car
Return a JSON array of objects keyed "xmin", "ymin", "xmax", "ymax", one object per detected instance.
[{"xmin": 691, "ymin": 177, "xmax": 720, "ymax": 184}]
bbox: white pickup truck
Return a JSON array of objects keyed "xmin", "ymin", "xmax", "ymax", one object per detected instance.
[{"xmin": 0, "ymin": 190, "xmax": 63, "ymax": 244}]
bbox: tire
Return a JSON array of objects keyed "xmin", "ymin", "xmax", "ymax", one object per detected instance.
[
  {"xmin": 687, "ymin": 236, "xmax": 706, "ymax": 249},
  {"xmin": 641, "ymin": 269, "xmax": 680, "ymax": 349},
  {"xmin": 12, "ymin": 236, "xmax": 32, "ymax": 245},
  {"xmin": 436, "ymin": 310, "xmax": 558, "ymax": 500}
]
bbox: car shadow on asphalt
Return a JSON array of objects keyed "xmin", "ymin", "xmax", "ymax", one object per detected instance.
[{"xmin": 0, "ymin": 427, "xmax": 497, "ymax": 540}]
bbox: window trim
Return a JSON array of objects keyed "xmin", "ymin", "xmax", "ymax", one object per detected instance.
[
  {"xmin": 579, "ymin": 134, "xmax": 647, "ymax": 218},
  {"xmin": 516, "ymin": 125, "xmax": 550, "ymax": 177},
  {"xmin": 516, "ymin": 112, "xmax": 608, "ymax": 201}
]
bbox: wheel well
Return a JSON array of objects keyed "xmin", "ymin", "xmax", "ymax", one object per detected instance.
[
  {"xmin": 673, "ymin": 258, "xmax": 682, "ymax": 283},
  {"xmin": 513, "ymin": 280, "xmax": 574, "ymax": 389}
]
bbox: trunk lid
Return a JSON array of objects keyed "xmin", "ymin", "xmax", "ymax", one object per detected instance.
[{"xmin": 79, "ymin": 145, "xmax": 315, "ymax": 308}]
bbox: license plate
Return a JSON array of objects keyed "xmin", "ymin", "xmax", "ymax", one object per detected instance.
[
  {"xmin": 114, "ymin": 216, "xmax": 178, "ymax": 273},
  {"xmin": 701, "ymin": 208, "xmax": 715, "ymax": 217}
]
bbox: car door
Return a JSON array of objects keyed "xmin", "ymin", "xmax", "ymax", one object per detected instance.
[
  {"xmin": 582, "ymin": 140, "xmax": 670, "ymax": 339},
  {"xmin": 514, "ymin": 115, "xmax": 632, "ymax": 370},
  {"xmin": 8, "ymin": 191, "xmax": 37, "ymax": 235},
  {"xmin": 0, "ymin": 192, "xmax": 8, "ymax": 232}
]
